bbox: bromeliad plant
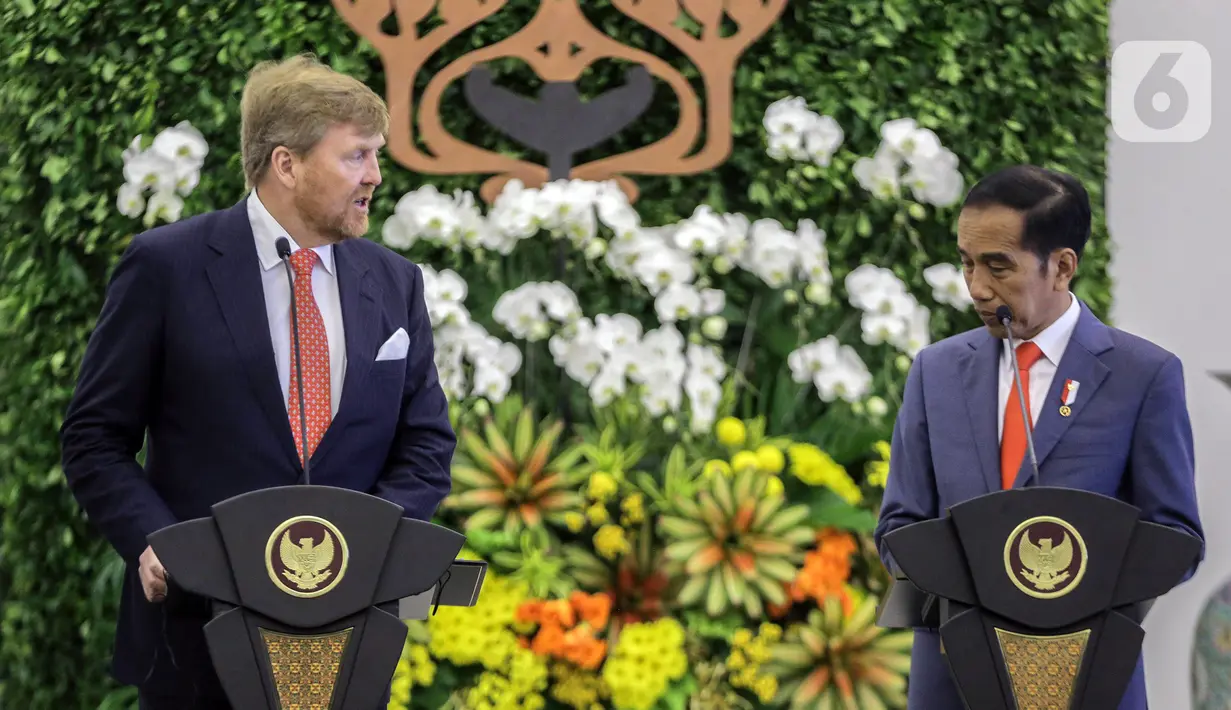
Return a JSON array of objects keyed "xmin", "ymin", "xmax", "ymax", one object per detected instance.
[
  {"xmin": 764, "ymin": 595, "xmax": 914, "ymax": 710},
  {"xmin": 441, "ymin": 394, "xmax": 588, "ymax": 537},
  {"xmin": 659, "ymin": 466, "xmax": 815, "ymax": 619}
]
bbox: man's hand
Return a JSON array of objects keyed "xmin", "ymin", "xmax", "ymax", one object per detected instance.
[{"xmin": 139, "ymin": 544, "xmax": 167, "ymax": 602}]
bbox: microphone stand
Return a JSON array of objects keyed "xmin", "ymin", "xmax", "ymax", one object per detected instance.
[
  {"xmin": 1000, "ymin": 311, "xmax": 1039, "ymax": 481},
  {"xmin": 276, "ymin": 237, "xmax": 311, "ymax": 485}
]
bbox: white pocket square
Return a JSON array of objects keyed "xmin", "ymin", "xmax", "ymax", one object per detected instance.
[{"xmin": 375, "ymin": 327, "xmax": 409, "ymax": 361}]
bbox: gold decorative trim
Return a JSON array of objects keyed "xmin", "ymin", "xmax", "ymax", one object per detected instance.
[
  {"xmin": 265, "ymin": 515, "xmax": 349, "ymax": 598},
  {"xmin": 995, "ymin": 627, "xmax": 1089, "ymax": 709},
  {"xmin": 1003, "ymin": 515, "xmax": 1088, "ymax": 599},
  {"xmin": 260, "ymin": 627, "xmax": 352, "ymax": 710}
]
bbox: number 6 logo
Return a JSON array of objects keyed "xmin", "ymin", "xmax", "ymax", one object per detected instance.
[{"xmin": 1111, "ymin": 41, "xmax": 1211, "ymax": 143}]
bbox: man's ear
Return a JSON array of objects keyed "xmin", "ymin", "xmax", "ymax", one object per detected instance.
[
  {"xmin": 1054, "ymin": 248, "xmax": 1078, "ymax": 290},
  {"xmin": 269, "ymin": 146, "xmax": 299, "ymax": 190}
]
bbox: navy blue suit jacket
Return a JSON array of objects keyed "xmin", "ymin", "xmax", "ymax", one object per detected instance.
[
  {"xmin": 873, "ymin": 301, "xmax": 1204, "ymax": 709},
  {"xmin": 59, "ymin": 199, "xmax": 455, "ymax": 688}
]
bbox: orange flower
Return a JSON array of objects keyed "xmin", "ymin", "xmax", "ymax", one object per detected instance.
[
  {"xmin": 516, "ymin": 600, "xmax": 544, "ymax": 624},
  {"xmin": 530, "ymin": 621, "xmax": 567, "ymax": 655},
  {"xmin": 559, "ymin": 625, "xmax": 608, "ymax": 670},
  {"xmin": 768, "ymin": 528, "xmax": 858, "ymax": 616},
  {"xmin": 570, "ymin": 590, "xmax": 612, "ymax": 629},
  {"xmin": 542, "ymin": 598, "xmax": 576, "ymax": 628},
  {"xmin": 516, "ymin": 591, "xmax": 615, "ymax": 671},
  {"xmin": 526, "ymin": 619, "xmax": 608, "ymax": 670}
]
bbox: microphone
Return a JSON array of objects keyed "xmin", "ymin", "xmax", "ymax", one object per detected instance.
[
  {"xmin": 996, "ymin": 305, "xmax": 1039, "ymax": 485},
  {"xmin": 275, "ymin": 236, "xmax": 311, "ymax": 485}
]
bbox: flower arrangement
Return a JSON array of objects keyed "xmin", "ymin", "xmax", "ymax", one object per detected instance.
[
  {"xmin": 117, "ymin": 96, "xmax": 977, "ymax": 709},
  {"xmin": 372, "ymin": 97, "xmax": 978, "ymax": 709}
]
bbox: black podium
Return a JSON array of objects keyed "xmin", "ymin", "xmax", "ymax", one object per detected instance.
[
  {"xmin": 147, "ymin": 486, "xmax": 487, "ymax": 710},
  {"xmin": 876, "ymin": 487, "xmax": 1201, "ymax": 710}
]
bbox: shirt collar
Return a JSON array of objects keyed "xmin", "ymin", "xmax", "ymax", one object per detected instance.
[
  {"xmin": 1003, "ymin": 292, "xmax": 1081, "ymax": 367},
  {"xmin": 246, "ymin": 188, "xmax": 335, "ymax": 275}
]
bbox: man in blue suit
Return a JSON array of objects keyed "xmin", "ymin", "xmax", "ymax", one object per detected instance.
[
  {"xmin": 874, "ymin": 165, "xmax": 1204, "ymax": 709},
  {"xmin": 59, "ymin": 54, "xmax": 455, "ymax": 709}
]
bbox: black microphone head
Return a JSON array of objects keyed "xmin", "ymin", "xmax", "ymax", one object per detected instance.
[
  {"xmin": 275, "ymin": 237, "xmax": 292, "ymax": 260},
  {"xmin": 995, "ymin": 305, "xmax": 1013, "ymax": 323}
]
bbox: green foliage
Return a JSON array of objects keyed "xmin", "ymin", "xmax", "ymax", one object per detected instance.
[{"xmin": 0, "ymin": 0, "xmax": 1110, "ymax": 707}]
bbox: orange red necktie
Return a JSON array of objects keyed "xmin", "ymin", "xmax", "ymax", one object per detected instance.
[
  {"xmin": 1000, "ymin": 342, "xmax": 1044, "ymax": 489},
  {"xmin": 286, "ymin": 248, "xmax": 331, "ymax": 465}
]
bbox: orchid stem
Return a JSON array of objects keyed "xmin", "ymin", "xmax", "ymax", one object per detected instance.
[{"xmin": 735, "ymin": 294, "xmax": 762, "ymax": 393}]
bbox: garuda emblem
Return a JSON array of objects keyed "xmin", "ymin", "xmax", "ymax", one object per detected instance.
[
  {"xmin": 1018, "ymin": 530, "xmax": 1074, "ymax": 590},
  {"xmin": 1004, "ymin": 516, "xmax": 1087, "ymax": 599},
  {"xmin": 280, "ymin": 530, "xmax": 334, "ymax": 590},
  {"xmin": 265, "ymin": 516, "xmax": 348, "ymax": 598}
]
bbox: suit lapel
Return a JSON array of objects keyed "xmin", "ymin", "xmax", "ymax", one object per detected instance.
[
  {"xmin": 1013, "ymin": 305, "xmax": 1113, "ymax": 487},
  {"xmin": 307, "ymin": 241, "xmax": 382, "ymax": 468},
  {"xmin": 205, "ymin": 202, "xmax": 300, "ymax": 472},
  {"xmin": 960, "ymin": 332, "xmax": 1003, "ymax": 494}
]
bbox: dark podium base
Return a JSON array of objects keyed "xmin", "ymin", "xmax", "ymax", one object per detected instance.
[
  {"xmin": 204, "ymin": 602, "xmax": 406, "ymax": 710},
  {"xmin": 150, "ymin": 485, "xmax": 486, "ymax": 710},
  {"xmin": 877, "ymin": 486, "xmax": 1200, "ymax": 710}
]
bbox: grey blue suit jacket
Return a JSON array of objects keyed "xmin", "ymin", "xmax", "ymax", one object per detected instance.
[{"xmin": 874, "ymin": 300, "xmax": 1204, "ymax": 709}]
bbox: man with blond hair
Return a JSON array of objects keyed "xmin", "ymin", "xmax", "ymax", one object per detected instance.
[{"xmin": 60, "ymin": 53, "xmax": 455, "ymax": 709}]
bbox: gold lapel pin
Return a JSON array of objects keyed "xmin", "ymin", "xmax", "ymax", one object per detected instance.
[{"xmin": 1059, "ymin": 379, "xmax": 1080, "ymax": 417}]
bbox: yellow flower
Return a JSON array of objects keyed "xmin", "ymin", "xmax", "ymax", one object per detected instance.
[
  {"xmin": 428, "ymin": 572, "xmax": 528, "ymax": 670},
  {"xmin": 702, "ymin": 459, "xmax": 732, "ymax": 478},
  {"xmin": 396, "ymin": 644, "xmax": 435, "ymax": 688},
  {"xmin": 715, "ymin": 417, "xmax": 746, "ymax": 447},
  {"xmin": 754, "ymin": 675, "xmax": 778, "ymax": 703},
  {"xmin": 765, "ymin": 475, "xmax": 784, "ymax": 497},
  {"xmin": 758, "ymin": 622, "xmax": 782, "ymax": 643},
  {"xmin": 755, "ymin": 445, "xmax": 785, "ymax": 474},
  {"xmin": 733, "ymin": 667, "xmax": 757, "ymax": 687},
  {"xmin": 603, "ymin": 619, "xmax": 688, "ymax": 710},
  {"xmin": 594, "ymin": 524, "xmax": 630, "ymax": 560},
  {"xmin": 727, "ymin": 622, "xmax": 783, "ymax": 702},
  {"xmin": 788, "ymin": 443, "xmax": 863, "ymax": 504},
  {"xmin": 550, "ymin": 662, "xmax": 610, "ymax": 710},
  {"xmin": 587, "ymin": 471, "xmax": 618, "ymax": 502},
  {"xmin": 564, "ymin": 511, "xmax": 586, "ymax": 532},
  {"xmin": 586, "ymin": 501, "xmax": 610, "ymax": 525},
  {"xmin": 465, "ymin": 645, "xmax": 548, "ymax": 710},
  {"xmin": 388, "ymin": 654, "xmax": 414, "ymax": 710},
  {"xmin": 726, "ymin": 648, "xmax": 746, "ymax": 670},
  {"xmin": 865, "ymin": 440, "xmax": 891, "ymax": 487},
  {"xmin": 831, "ymin": 479, "xmax": 864, "ymax": 505},
  {"xmin": 620, "ymin": 493, "xmax": 644, "ymax": 525},
  {"xmin": 731, "ymin": 450, "xmax": 759, "ymax": 473}
]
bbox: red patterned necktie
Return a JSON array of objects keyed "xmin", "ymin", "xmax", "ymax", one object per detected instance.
[
  {"xmin": 1000, "ymin": 341, "xmax": 1044, "ymax": 489},
  {"xmin": 287, "ymin": 248, "xmax": 331, "ymax": 464}
]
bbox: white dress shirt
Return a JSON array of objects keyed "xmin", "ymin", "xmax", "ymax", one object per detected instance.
[
  {"xmin": 997, "ymin": 292, "xmax": 1080, "ymax": 442},
  {"xmin": 247, "ymin": 189, "xmax": 347, "ymax": 417}
]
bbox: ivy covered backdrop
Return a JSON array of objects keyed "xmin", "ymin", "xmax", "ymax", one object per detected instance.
[{"xmin": 0, "ymin": 1, "xmax": 1112, "ymax": 709}]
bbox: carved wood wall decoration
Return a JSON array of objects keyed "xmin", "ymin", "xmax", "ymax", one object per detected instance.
[{"xmin": 330, "ymin": 0, "xmax": 787, "ymax": 204}]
